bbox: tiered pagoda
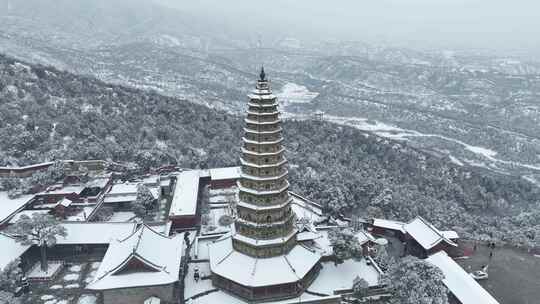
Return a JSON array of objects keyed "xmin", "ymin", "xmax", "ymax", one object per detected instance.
[
  {"xmin": 208, "ymin": 68, "xmax": 321, "ymax": 302},
  {"xmin": 233, "ymin": 67, "xmax": 297, "ymax": 258}
]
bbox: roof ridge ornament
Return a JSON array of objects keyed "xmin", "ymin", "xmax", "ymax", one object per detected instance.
[{"xmin": 259, "ymin": 66, "xmax": 266, "ymax": 81}]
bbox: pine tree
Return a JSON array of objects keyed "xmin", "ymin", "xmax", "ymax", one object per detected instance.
[
  {"xmin": 328, "ymin": 228, "xmax": 363, "ymax": 263},
  {"xmin": 352, "ymin": 276, "xmax": 369, "ymax": 299},
  {"xmin": 0, "ymin": 258, "xmax": 22, "ymax": 291},
  {"xmin": 0, "ymin": 291, "xmax": 20, "ymax": 304},
  {"xmin": 131, "ymin": 184, "xmax": 155, "ymax": 219},
  {"xmin": 9, "ymin": 213, "xmax": 67, "ymax": 272}
]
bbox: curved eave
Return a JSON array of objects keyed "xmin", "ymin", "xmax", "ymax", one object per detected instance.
[
  {"xmin": 249, "ymin": 90, "xmax": 273, "ymax": 96},
  {"xmin": 240, "ymin": 157, "xmax": 287, "ymax": 168},
  {"xmin": 246, "ymin": 110, "xmax": 280, "ymax": 116},
  {"xmin": 242, "ymin": 137, "xmax": 283, "ymax": 145},
  {"xmin": 232, "ymin": 228, "xmax": 297, "ymax": 247},
  {"xmin": 237, "ymin": 181, "xmax": 289, "ymax": 195},
  {"xmin": 243, "ymin": 127, "xmax": 282, "ymax": 134},
  {"xmin": 241, "ymin": 147, "xmax": 285, "ymax": 156},
  {"xmin": 240, "ymin": 171, "xmax": 288, "ymax": 181},
  {"xmin": 245, "ymin": 118, "xmax": 281, "ymax": 125},
  {"xmin": 236, "ymin": 198, "xmax": 292, "ymax": 211},
  {"xmin": 247, "ymin": 102, "xmax": 278, "ymax": 108},
  {"xmin": 236, "ymin": 214, "xmax": 295, "ymax": 228}
]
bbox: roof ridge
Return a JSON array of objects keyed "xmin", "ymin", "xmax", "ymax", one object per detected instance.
[
  {"xmin": 415, "ymin": 216, "xmax": 456, "ymax": 247},
  {"xmin": 216, "ymin": 249, "xmax": 234, "ymax": 266},
  {"xmin": 283, "ymin": 255, "xmax": 300, "ymax": 280}
]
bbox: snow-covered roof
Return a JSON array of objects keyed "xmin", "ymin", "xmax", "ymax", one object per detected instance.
[
  {"xmin": 426, "ymin": 251, "xmax": 500, "ymax": 304},
  {"xmin": 309, "ymin": 259, "xmax": 381, "ymax": 294},
  {"xmin": 372, "ymin": 218, "xmax": 406, "ymax": 233},
  {"xmin": 58, "ymin": 198, "xmax": 73, "ymax": 207},
  {"xmin": 404, "ymin": 217, "xmax": 457, "ymax": 250},
  {"xmin": 297, "ymin": 231, "xmax": 321, "ymax": 242},
  {"xmin": 104, "ymin": 194, "xmax": 137, "ymax": 204},
  {"xmin": 149, "ymin": 187, "xmax": 160, "ymax": 200},
  {"xmin": 209, "ymin": 167, "xmax": 240, "ymax": 181},
  {"xmin": 0, "ymin": 162, "xmax": 54, "ymax": 171},
  {"xmin": 141, "ymin": 175, "xmax": 160, "ymax": 186},
  {"xmin": 0, "ymin": 192, "xmax": 35, "ymax": 224},
  {"xmin": 296, "ymin": 222, "xmax": 321, "ymax": 241},
  {"xmin": 208, "ymin": 235, "xmax": 321, "ymax": 287},
  {"xmin": 169, "ymin": 170, "xmax": 200, "ymax": 217},
  {"xmin": 442, "ymin": 230, "xmax": 459, "ymax": 240},
  {"xmin": 57, "ymin": 222, "xmax": 137, "ymax": 245},
  {"xmin": 0, "ymin": 233, "xmax": 31, "ymax": 272},
  {"xmin": 87, "ymin": 225, "xmax": 183, "ymax": 290},
  {"xmin": 107, "ymin": 183, "xmax": 138, "ymax": 196},
  {"xmin": 84, "ymin": 176, "xmax": 110, "ymax": 189},
  {"xmin": 356, "ymin": 231, "xmax": 376, "ymax": 245},
  {"xmin": 8, "ymin": 210, "xmax": 50, "ymax": 224},
  {"xmin": 39, "ymin": 184, "xmax": 85, "ymax": 195}
]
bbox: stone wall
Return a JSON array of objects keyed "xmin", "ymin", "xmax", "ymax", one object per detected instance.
[{"xmin": 102, "ymin": 284, "xmax": 175, "ymax": 304}]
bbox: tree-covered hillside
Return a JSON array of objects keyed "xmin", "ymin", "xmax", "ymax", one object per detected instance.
[{"xmin": 0, "ymin": 54, "xmax": 538, "ymax": 248}]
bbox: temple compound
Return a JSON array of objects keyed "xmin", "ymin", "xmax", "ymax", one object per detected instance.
[{"xmin": 208, "ymin": 69, "xmax": 322, "ymax": 302}]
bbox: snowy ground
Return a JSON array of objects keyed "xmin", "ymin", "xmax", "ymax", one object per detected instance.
[
  {"xmin": 107, "ymin": 211, "xmax": 136, "ymax": 222},
  {"xmin": 291, "ymin": 196, "xmax": 325, "ymax": 222},
  {"xmin": 65, "ymin": 206, "xmax": 96, "ymax": 222},
  {"xmin": 201, "ymin": 206, "xmax": 232, "ymax": 235},
  {"xmin": 27, "ymin": 261, "xmax": 63, "ymax": 279},
  {"xmin": 191, "ymin": 236, "xmax": 222, "ymax": 260},
  {"xmin": 457, "ymin": 241, "xmax": 540, "ymax": 304},
  {"xmin": 23, "ymin": 261, "xmax": 101, "ymax": 304}
]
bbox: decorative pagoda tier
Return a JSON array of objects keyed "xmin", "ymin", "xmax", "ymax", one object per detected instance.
[{"xmin": 232, "ymin": 68, "xmax": 297, "ymax": 258}]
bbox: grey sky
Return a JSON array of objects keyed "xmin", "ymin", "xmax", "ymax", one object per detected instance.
[{"xmin": 159, "ymin": 0, "xmax": 540, "ymax": 53}]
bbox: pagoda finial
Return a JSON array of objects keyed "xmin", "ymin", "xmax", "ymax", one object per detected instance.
[{"xmin": 259, "ymin": 66, "xmax": 266, "ymax": 81}]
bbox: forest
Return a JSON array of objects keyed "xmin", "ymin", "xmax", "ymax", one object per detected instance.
[{"xmin": 0, "ymin": 54, "xmax": 539, "ymax": 248}]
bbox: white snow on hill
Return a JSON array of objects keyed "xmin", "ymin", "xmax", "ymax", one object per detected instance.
[{"xmin": 277, "ymin": 83, "xmax": 319, "ymax": 106}]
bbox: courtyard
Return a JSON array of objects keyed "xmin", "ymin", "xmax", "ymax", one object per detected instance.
[
  {"xmin": 22, "ymin": 262, "xmax": 101, "ymax": 304},
  {"xmin": 457, "ymin": 242, "xmax": 540, "ymax": 304}
]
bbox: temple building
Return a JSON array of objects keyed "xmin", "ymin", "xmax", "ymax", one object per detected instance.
[{"xmin": 208, "ymin": 68, "xmax": 322, "ymax": 302}]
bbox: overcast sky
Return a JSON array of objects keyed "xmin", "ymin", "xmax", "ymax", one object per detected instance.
[{"xmin": 159, "ymin": 0, "xmax": 540, "ymax": 54}]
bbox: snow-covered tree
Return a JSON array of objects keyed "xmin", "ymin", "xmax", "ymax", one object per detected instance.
[
  {"xmin": 9, "ymin": 213, "xmax": 67, "ymax": 272},
  {"xmin": 131, "ymin": 184, "xmax": 155, "ymax": 219},
  {"xmin": 352, "ymin": 276, "xmax": 370, "ymax": 299},
  {"xmin": 0, "ymin": 290, "xmax": 20, "ymax": 304},
  {"xmin": 373, "ymin": 244, "xmax": 392, "ymax": 271},
  {"xmin": 0, "ymin": 258, "xmax": 22, "ymax": 291},
  {"xmin": 200, "ymin": 185, "xmax": 211, "ymax": 225},
  {"xmin": 328, "ymin": 228, "xmax": 363, "ymax": 263},
  {"xmin": 386, "ymin": 256, "xmax": 448, "ymax": 304}
]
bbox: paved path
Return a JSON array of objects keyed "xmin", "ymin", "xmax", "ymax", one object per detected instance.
[{"xmin": 457, "ymin": 242, "xmax": 540, "ymax": 304}]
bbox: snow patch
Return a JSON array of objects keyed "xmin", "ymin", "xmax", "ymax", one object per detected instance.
[
  {"xmin": 63, "ymin": 273, "xmax": 80, "ymax": 281},
  {"xmin": 277, "ymin": 83, "xmax": 319, "ymax": 106},
  {"xmin": 77, "ymin": 295, "xmax": 97, "ymax": 304}
]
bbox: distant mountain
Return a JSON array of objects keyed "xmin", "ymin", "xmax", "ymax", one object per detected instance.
[
  {"xmin": 1, "ymin": 54, "xmax": 539, "ymax": 249},
  {"xmin": 2, "ymin": 0, "xmax": 540, "ymax": 188}
]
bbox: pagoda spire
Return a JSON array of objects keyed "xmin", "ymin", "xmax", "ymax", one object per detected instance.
[{"xmin": 259, "ymin": 66, "xmax": 266, "ymax": 81}]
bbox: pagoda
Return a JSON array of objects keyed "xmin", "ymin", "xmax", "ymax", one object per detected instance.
[{"xmin": 208, "ymin": 68, "xmax": 321, "ymax": 302}]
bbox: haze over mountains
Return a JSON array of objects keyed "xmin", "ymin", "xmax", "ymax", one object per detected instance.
[{"xmin": 2, "ymin": 0, "xmax": 540, "ymax": 185}]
